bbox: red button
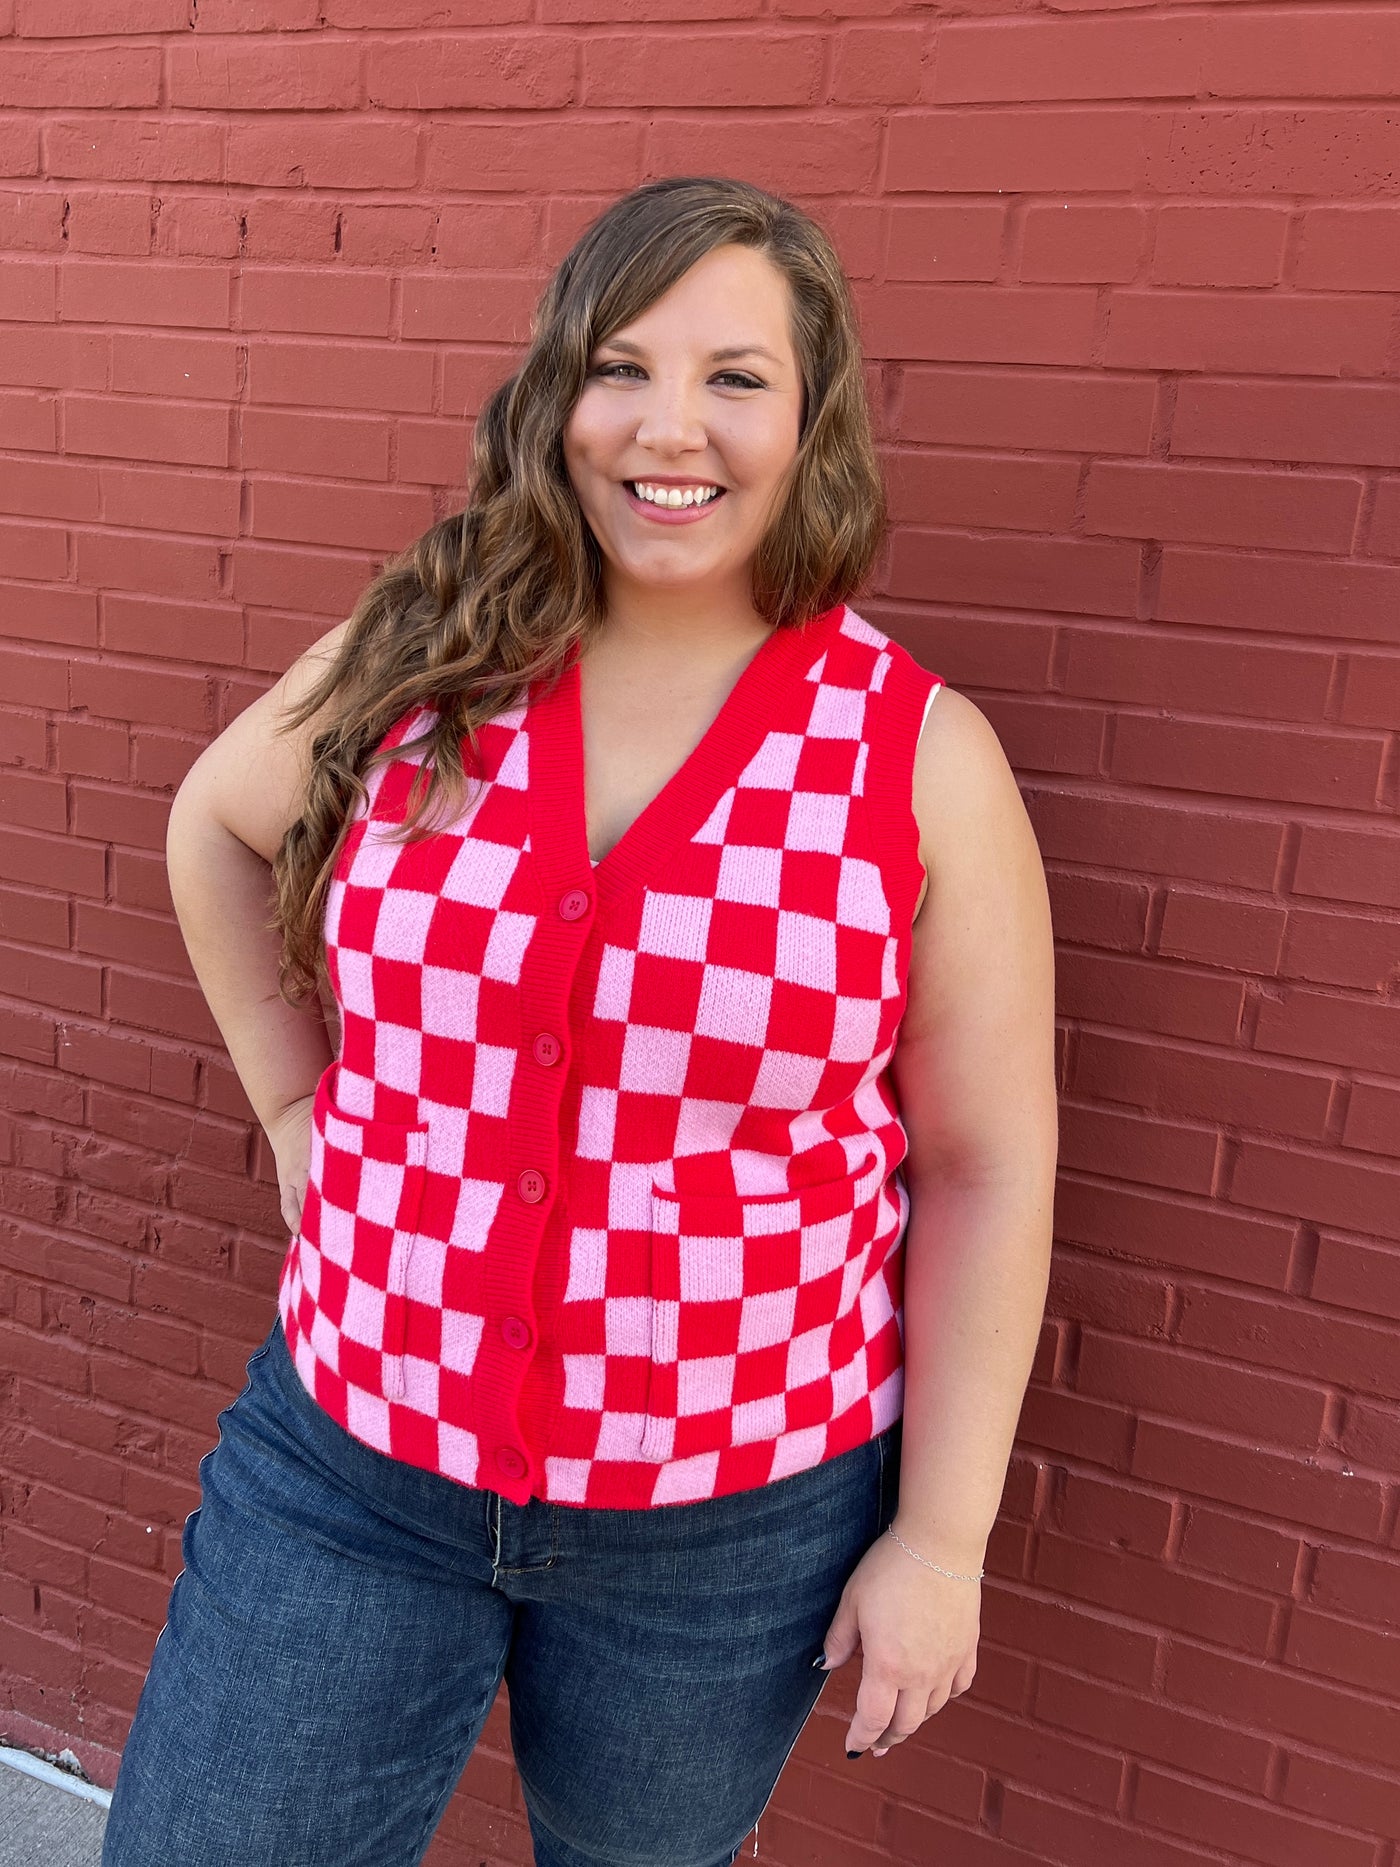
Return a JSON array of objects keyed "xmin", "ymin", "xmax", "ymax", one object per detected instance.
[
  {"xmin": 558, "ymin": 888, "xmax": 591, "ymax": 921},
  {"xmin": 533, "ymin": 1032, "xmax": 562, "ymax": 1067},
  {"xmin": 497, "ymin": 1446, "xmax": 527, "ymax": 1479},
  {"xmin": 501, "ymin": 1315, "xmax": 532, "ymax": 1350},
  {"xmin": 517, "ymin": 1169, "xmax": 547, "ymax": 1203}
]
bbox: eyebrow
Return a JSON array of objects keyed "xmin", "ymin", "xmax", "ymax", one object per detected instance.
[{"xmin": 597, "ymin": 338, "xmax": 784, "ymax": 367}]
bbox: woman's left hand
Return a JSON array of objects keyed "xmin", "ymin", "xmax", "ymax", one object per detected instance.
[{"xmin": 817, "ymin": 1527, "xmax": 982, "ymax": 1757}]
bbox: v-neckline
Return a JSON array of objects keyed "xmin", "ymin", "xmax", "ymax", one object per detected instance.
[{"xmin": 529, "ymin": 603, "xmax": 843, "ymax": 910}]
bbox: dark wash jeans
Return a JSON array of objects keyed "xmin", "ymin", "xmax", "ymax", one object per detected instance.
[{"xmin": 101, "ymin": 1311, "xmax": 903, "ymax": 1867}]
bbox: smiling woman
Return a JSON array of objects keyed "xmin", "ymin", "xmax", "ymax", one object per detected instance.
[{"xmin": 108, "ymin": 175, "xmax": 1057, "ymax": 1867}]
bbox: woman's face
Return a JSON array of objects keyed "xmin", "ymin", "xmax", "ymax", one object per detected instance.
[{"xmin": 562, "ymin": 242, "xmax": 805, "ymax": 618}]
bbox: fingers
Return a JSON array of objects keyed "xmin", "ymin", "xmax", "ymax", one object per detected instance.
[{"xmin": 847, "ymin": 1679, "xmax": 968, "ymax": 1758}]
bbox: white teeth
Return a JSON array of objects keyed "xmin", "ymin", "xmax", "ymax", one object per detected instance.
[{"xmin": 631, "ymin": 482, "xmax": 722, "ymax": 509}]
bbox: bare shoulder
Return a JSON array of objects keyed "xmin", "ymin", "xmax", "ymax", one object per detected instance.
[
  {"xmin": 912, "ymin": 683, "xmax": 1041, "ymax": 899},
  {"xmin": 169, "ymin": 617, "xmax": 355, "ymax": 865}
]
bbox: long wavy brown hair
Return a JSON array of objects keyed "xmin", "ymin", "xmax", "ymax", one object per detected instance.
[{"xmin": 269, "ymin": 174, "xmax": 889, "ymax": 1009}]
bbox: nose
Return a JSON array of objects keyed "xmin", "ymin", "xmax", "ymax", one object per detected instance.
[{"xmin": 631, "ymin": 375, "xmax": 710, "ymax": 454}]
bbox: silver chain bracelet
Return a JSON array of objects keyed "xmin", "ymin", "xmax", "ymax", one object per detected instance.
[{"xmin": 886, "ymin": 1525, "xmax": 984, "ymax": 1582}]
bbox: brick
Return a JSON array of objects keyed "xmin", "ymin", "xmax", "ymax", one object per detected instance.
[
  {"xmin": 0, "ymin": 115, "xmax": 40, "ymax": 177},
  {"xmin": 0, "ymin": 521, "xmax": 68, "ymax": 583},
  {"xmin": 194, "ymin": 0, "xmax": 321, "ymax": 26},
  {"xmin": 1342, "ymin": 1081, "xmax": 1400, "ymax": 1157},
  {"xmin": 1158, "ymin": 550, "xmax": 1400, "ymax": 645},
  {"xmin": 1151, "ymin": 205, "xmax": 1287, "ymax": 288},
  {"xmin": 1173, "ymin": 379, "xmax": 1400, "ymax": 470},
  {"xmin": 247, "ymin": 478, "xmax": 433, "ymax": 553},
  {"xmin": 75, "ymin": 530, "xmax": 224, "ymax": 603},
  {"xmin": 976, "ymin": 694, "xmax": 1104, "ymax": 776},
  {"xmin": 336, "ymin": 203, "xmax": 437, "ymax": 268},
  {"xmin": 1168, "ymin": 1640, "xmax": 1400, "ymax": 1777},
  {"xmin": 44, "ymin": 116, "xmax": 225, "ymax": 184},
  {"xmin": 1104, "ymin": 290, "xmax": 1390, "ymax": 376},
  {"xmin": 1365, "ymin": 476, "xmax": 1400, "ymax": 556},
  {"xmin": 1136, "ymin": 1764, "xmax": 1373, "ymax": 1867},
  {"xmin": 0, "ymin": 186, "xmax": 66, "ymax": 252},
  {"xmin": 400, "ymin": 272, "xmax": 540, "ymax": 344},
  {"xmin": 0, "ymin": 457, "xmax": 98, "ymax": 523},
  {"xmin": 0, "ymin": 45, "xmax": 160, "ymax": 107},
  {"xmin": 1037, "ymin": 1531, "xmax": 1276, "ymax": 1654},
  {"xmin": 1060, "ymin": 1101, "xmax": 1217, "ymax": 1194},
  {"xmin": 329, "ymin": 0, "xmax": 529, "ymax": 20},
  {"xmin": 226, "ymin": 119, "xmax": 417, "ymax": 190},
  {"xmin": 61, "ymin": 261, "xmax": 231, "ymax": 332},
  {"xmin": 582, "ymin": 31, "xmax": 818, "ymax": 106},
  {"xmin": 1110, "ymin": 715, "xmax": 1382, "ymax": 811},
  {"xmin": 1143, "ymin": 107, "xmax": 1400, "ymax": 198},
  {"xmin": 1282, "ymin": 1752, "xmax": 1400, "ymax": 1845},
  {"xmin": 889, "ymin": 528, "xmax": 1140, "ymax": 621},
  {"xmin": 100, "ymin": 465, "xmax": 241, "ymax": 539},
  {"xmin": 424, "ymin": 119, "xmax": 642, "ymax": 195},
  {"xmin": 887, "ymin": 449, "xmax": 1078, "ymax": 533},
  {"xmin": 238, "ymin": 266, "xmax": 391, "ymax": 338},
  {"xmin": 1057, "ymin": 1472, "xmax": 1174, "ymax": 1561},
  {"xmin": 1312, "ymin": 1235, "xmax": 1400, "ymax": 1325},
  {"xmin": 64, "ymin": 190, "xmax": 154, "ymax": 258},
  {"xmin": 1253, "ymin": 992, "xmax": 1400, "ymax": 1082},
  {"xmin": 1074, "ymin": 1027, "xmax": 1331, "ymax": 1139},
  {"xmin": 901, "ymin": 364, "xmax": 1154, "ymax": 453},
  {"xmin": 110, "ymin": 332, "xmax": 239, "ymax": 400},
  {"xmin": 1027, "ymin": 787, "xmax": 1284, "ymax": 889},
  {"xmin": 237, "ymin": 194, "xmax": 339, "ymax": 261},
  {"xmin": 15, "ymin": 0, "xmax": 186, "ymax": 27},
  {"xmin": 1046, "ymin": 870, "xmax": 1150, "ymax": 953},
  {"xmin": 1346, "ymin": 572, "xmax": 1400, "ymax": 669},
  {"xmin": 1136, "ymin": 1413, "xmax": 1384, "ymax": 1540},
  {"xmin": 247, "ymin": 338, "xmax": 434, "ymax": 413},
  {"xmin": 652, "ymin": 114, "xmax": 881, "ymax": 194},
  {"xmin": 153, "ymin": 193, "xmax": 244, "ymax": 261},
  {"xmin": 1087, "ymin": 460, "xmax": 1360, "ymax": 553},
  {"xmin": 1282, "ymin": 908, "xmax": 1400, "ymax": 994},
  {"xmin": 1061, "ymin": 627, "xmax": 1333, "ymax": 724},
  {"xmin": 934, "ymin": 15, "xmax": 1199, "ymax": 103},
  {"xmin": 230, "ymin": 542, "xmax": 376, "ymax": 617},
  {"xmin": 0, "ymin": 326, "xmax": 104, "ymax": 392},
  {"xmin": 1056, "ymin": 947, "xmax": 1245, "ymax": 1043},
  {"xmin": 831, "ymin": 26, "xmax": 925, "ymax": 106},
  {"xmin": 1294, "ymin": 823, "xmax": 1400, "ymax": 910},
  {"xmin": 394, "ymin": 418, "xmax": 468, "ymax": 488},
  {"xmin": 1296, "ymin": 207, "xmax": 1400, "ymax": 292},
  {"xmin": 1019, "ymin": 205, "xmax": 1146, "ymax": 283},
  {"xmin": 167, "ymin": 39, "xmax": 362, "ymax": 111},
  {"xmin": 888, "ymin": 106, "xmax": 1145, "ymax": 194},
  {"xmin": 240, "ymin": 407, "xmax": 389, "ymax": 482},
  {"xmin": 1177, "ymin": 1504, "xmax": 1303, "ymax": 1596},
  {"xmin": 0, "ymin": 389, "xmax": 56, "ymax": 451},
  {"xmin": 1205, "ymin": 10, "xmax": 1400, "ymax": 100},
  {"xmin": 68, "ymin": 659, "xmax": 213, "ymax": 732},
  {"xmin": 1079, "ymin": 1332, "xmax": 1326, "ymax": 1449},
  {"xmin": 65, "ymin": 395, "xmax": 232, "ymax": 469},
  {"xmin": 368, "ymin": 34, "xmax": 574, "ymax": 109},
  {"xmin": 1055, "ymin": 1174, "xmax": 1293, "ymax": 1288},
  {"xmin": 884, "ymin": 203, "xmax": 1004, "ymax": 282},
  {"xmin": 0, "ymin": 259, "xmax": 55, "ymax": 320},
  {"xmin": 1037, "ymin": 1663, "xmax": 1271, "ymax": 1793},
  {"xmin": 859, "ymin": 281, "xmax": 1098, "ymax": 365}
]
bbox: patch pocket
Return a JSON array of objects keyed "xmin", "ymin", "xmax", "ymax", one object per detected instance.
[
  {"xmin": 640, "ymin": 1150, "xmax": 884, "ymax": 1464},
  {"xmin": 297, "ymin": 1068, "xmax": 429, "ymax": 1402}
]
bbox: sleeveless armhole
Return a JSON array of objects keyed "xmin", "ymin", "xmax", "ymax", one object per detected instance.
[{"xmin": 863, "ymin": 645, "xmax": 945, "ymax": 937}]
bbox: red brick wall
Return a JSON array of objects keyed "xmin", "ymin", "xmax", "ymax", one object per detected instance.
[{"xmin": 2, "ymin": 6, "xmax": 1398, "ymax": 1864}]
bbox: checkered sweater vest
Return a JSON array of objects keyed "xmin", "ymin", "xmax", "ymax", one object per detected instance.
[{"xmin": 276, "ymin": 600, "xmax": 944, "ymax": 1508}]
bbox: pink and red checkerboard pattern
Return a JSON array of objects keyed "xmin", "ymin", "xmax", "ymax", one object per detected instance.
[{"xmin": 277, "ymin": 603, "xmax": 944, "ymax": 1508}]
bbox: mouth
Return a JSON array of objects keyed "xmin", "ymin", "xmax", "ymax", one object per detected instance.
[{"xmin": 622, "ymin": 480, "xmax": 729, "ymax": 525}]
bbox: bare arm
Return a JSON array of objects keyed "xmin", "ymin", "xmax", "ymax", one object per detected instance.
[
  {"xmin": 165, "ymin": 621, "xmax": 352, "ymax": 1150},
  {"xmin": 888, "ymin": 685, "xmax": 1059, "ymax": 1572}
]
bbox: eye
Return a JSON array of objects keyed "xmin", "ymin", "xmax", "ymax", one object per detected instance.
[{"xmin": 591, "ymin": 363, "xmax": 764, "ymax": 390}]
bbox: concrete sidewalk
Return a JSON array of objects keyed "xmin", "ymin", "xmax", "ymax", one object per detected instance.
[{"xmin": 0, "ymin": 1746, "xmax": 108, "ymax": 1866}]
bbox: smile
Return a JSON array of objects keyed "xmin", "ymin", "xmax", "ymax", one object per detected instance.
[{"xmin": 622, "ymin": 481, "xmax": 728, "ymax": 525}]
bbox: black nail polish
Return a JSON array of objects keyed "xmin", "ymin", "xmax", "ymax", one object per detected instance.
[
  {"xmin": 846, "ymin": 1749, "xmax": 861, "ymax": 1760},
  {"xmin": 811, "ymin": 1651, "xmax": 827, "ymax": 1669}
]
